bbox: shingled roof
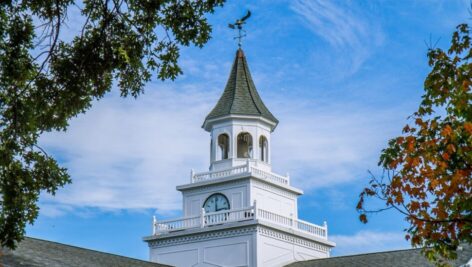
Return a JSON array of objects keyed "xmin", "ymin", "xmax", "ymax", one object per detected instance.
[
  {"xmin": 1, "ymin": 237, "xmax": 171, "ymax": 267},
  {"xmin": 203, "ymin": 49, "xmax": 278, "ymax": 129},
  {"xmin": 285, "ymin": 246, "xmax": 472, "ymax": 267}
]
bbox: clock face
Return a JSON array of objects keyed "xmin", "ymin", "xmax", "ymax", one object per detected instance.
[{"xmin": 203, "ymin": 193, "xmax": 230, "ymax": 213}]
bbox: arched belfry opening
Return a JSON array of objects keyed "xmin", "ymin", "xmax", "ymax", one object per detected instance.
[
  {"xmin": 237, "ymin": 132, "xmax": 253, "ymax": 158},
  {"xmin": 259, "ymin": 136, "xmax": 268, "ymax": 163},
  {"xmin": 217, "ymin": 134, "xmax": 229, "ymax": 160}
]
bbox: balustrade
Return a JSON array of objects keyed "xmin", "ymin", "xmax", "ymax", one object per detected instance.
[
  {"xmin": 153, "ymin": 206, "xmax": 255, "ymax": 235},
  {"xmin": 192, "ymin": 165, "xmax": 250, "ymax": 182},
  {"xmin": 257, "ymin": 209, "xmax": 293, "ymax": 227},
  {"xmin": 152, "ymin": 205, "xmax": 327, "ymax": 240},
  {"xmin": 296, "ymin": 219, "xmax": 327, "ymax": 237},
  {"xmin": 190, "ymin": 162, "xmax": 289, "ymax": 185}
]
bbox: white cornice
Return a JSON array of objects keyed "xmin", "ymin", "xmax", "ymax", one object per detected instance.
[
  {"xmin": 202, "ymin": 114, "xmax": 277, "ymax": 132},
  {"xmin": 143, "ymin": 220, "xmax": 335, "ymax": 249},
  {"xmin": 176, "ymin": 174, "xmax": 303, "ymax": 195},
  {"xmin": 144, "ymin": 221, "xmax": 259, "ymax": 247}
]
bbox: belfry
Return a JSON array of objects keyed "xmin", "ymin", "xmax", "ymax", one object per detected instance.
[
  {"xmin": 143, "ymin": 48, "xmax": 335, "ymax": 267},
  {"xmin": 204, "ymin": 48, "xmax": 278, "ymax": 171}
]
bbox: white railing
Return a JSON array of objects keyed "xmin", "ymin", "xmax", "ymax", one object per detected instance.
[
  {"xmin": 152, "ymin": 201, "xmax": 327, "ymax": 240},
  {"xmin": 296, "ymin": 219, "xmax": 327, "ymax": 238},
  {"xmin": 153, "ymin": 205, "xmax": 256, "ymax": 235},
  {"xmin": 257, "ymin": 209, "xmax": 327, "ymax": 239},
  {"xmin": 249, "ymin": 166, "xmax": 288, "ymax": 185},
  {"xmin": 191, "ymin": 160, "xmax": 289, "ymax": 185},
  {"xmin": 153, "ymin": 215, "xmax": 200, "ymax": 233},
  {"xmin": 205, "ymin": 206, "xmax": 255, "ymax": 226},
  {"xmin": 192, "ymin": 164, "xmax": 250, "ymax": 183},
  {"xmin": 258, "ymin": 209, "xmax": 292, "ymax": 227}
]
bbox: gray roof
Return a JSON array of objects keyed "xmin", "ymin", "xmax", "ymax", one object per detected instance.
[
  {"xmin": 285, "ymin": 246, "xmax": 472, "ymax": 267},
  {"xmin": 1, "ymin": 237, "xmax": 170, "ymax": 267},
  {"xmin": 204, "ymin": 49, "xmax": 278, "ymax": 128}
]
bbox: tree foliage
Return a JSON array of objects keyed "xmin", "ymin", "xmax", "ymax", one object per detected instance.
[
  {"xmin": 357, "ymin": 23, "xmax": 472, "ymax": 266},
  {"xmin": 0, "ymin": 0, "xmax": 224, "ymax": 249}
]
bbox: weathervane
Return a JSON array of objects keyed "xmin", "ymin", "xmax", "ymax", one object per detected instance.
[{"xmin": 228, "ymin": 10, "xmax": 251, "ymax": 47}]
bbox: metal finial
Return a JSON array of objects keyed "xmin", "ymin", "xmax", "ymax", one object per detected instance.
[{"xmin": 228, "ymin": 10, "xmax": 251, "ymax": 47}]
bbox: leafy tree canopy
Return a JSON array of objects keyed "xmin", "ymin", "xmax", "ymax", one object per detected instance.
[
  {"xmin": 357, "ymin": 24, "xmax": 472, "ymax": 266},
  {"xmin": 0, "ymin": 0, "xmax": 224, "ymax": 249}
]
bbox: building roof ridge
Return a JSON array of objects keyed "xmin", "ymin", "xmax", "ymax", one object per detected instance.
[
  {"xmin": 240, "ymin": 49, "xmax": 263, "ymax": 115},
  {"xmin": 227, "ymin": 49, "xmax": 240, "ymax": 114},
  {"xmin": 319, "ymin": 247, "xmax": 421, "ymax": 260},
  {"xmin": 19, "ymin": 237, "xmax": 169, "ymax": 265}
]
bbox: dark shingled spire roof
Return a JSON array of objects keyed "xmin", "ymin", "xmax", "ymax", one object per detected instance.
[{"xmin": 204, "ymin": 49, "xmax": 278, "ymax": 127}]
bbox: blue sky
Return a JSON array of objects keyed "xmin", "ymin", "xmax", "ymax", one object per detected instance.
[{"xmin": 27, "ymin": 0, "xmax": 470, "ymax": 261}]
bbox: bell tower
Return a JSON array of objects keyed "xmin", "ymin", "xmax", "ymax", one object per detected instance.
[
  {"xmin": 144, "ymin": 48, "xmax": 335, "ymax": 267},
  {"xmin": 204, "ymin": 49, "xmax": 277, "ymax": 172}
]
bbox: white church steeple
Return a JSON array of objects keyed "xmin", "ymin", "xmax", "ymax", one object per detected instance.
[{"xmin": 144, "ymin": 48, "xmax": 335, "ymax": 267}]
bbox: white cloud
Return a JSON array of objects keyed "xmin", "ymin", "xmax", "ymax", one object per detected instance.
[
  {"xmin": 290, "ymin": 0, "xmax": 384, "ymax": 75},
  {"xmin": 331, "ymin": 230, "xmax": 410, "ymax": 256},
  {"xmin": 271, "ymin": 99, "xmax": 405, "ymax": 190},
  {"xmin": 38, "ymin": 83, "xmax": 405, "ymax": 214},
  {"xmin": 38, "ymin": 203, "xmax": 74, "ymax": 218},
  {"xmin": 35, "ymin": 3, "xmax": 404, "ymax": 214},
  {"xmin": 40, "ymin": 86, "xmax": 214, "ymax": 211}
]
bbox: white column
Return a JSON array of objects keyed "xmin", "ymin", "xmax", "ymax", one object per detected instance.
[
  {"xmin": 190, "ymin": 169, "xmax": 195, "ymax": 182},
  {"xmin": 253, "ymin": 200, "xmax": 257, "ymax": 219},
  {"xmin": 324, "ymin": 221, "xmax": 328, "ymax": 238},
  {"xmin": 200, "ymin": 208, "xmax": 206, "ymax": 228},
  {"xmin": 152, "ymin": 216, "xmax": 157, "ymax": 235}
]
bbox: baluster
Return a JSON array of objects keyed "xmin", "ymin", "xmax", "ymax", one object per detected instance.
[
  {"xmin": 190, "ymin": 169, "xmax": 195, "ymax": 182},
  {"xmin": 152, "ymin": 216, "xmax": 157, "ymax": 235},
  {"xmin": 324, "ymin": 221, "xmax": 328, "ymax": 237}
]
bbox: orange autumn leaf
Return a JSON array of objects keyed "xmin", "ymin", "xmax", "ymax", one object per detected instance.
[
  {"xmin": 464, "ymin": 122, "xmax": 472, "ymax": 134},
  {"xmin": 410, "ymin": 201, "xmax": 420, "ymax": 211},
  {"xmin": 441, "ymin": 125, "xmax": 453, "ymax": 137},
  {"xmin": 442, "ymin": 152, "xmax": 450, "ymax": 160},
  {"xmin": 429, "ymin": 179, "xmax": 439, "ymax": 189},
  {"xmin": 407, "ymin": 141, "xmax": 415, "ymax": 151}
]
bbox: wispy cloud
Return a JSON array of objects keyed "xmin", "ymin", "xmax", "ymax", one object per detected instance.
[
  {"xmin": 40, "ymin": 86, "xmax": 214, "ymax": 212},
  {"xmin": 331, "ymin": 230, "xmax": 410, "ymax": 256},
  {"xmin": 290, "ymin": 0, "xmax": 384, "ymax": 75},
  {"xmin": 271, "ymin": 99, "xmax": 405, "ymax": 190},
  {"xmin": 38, "ymin": 84, "xmax": 405, "ymax": 214},
  {"xmin": 35, "ymin": 1, "xmax": 402, "ymax": 215}
]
